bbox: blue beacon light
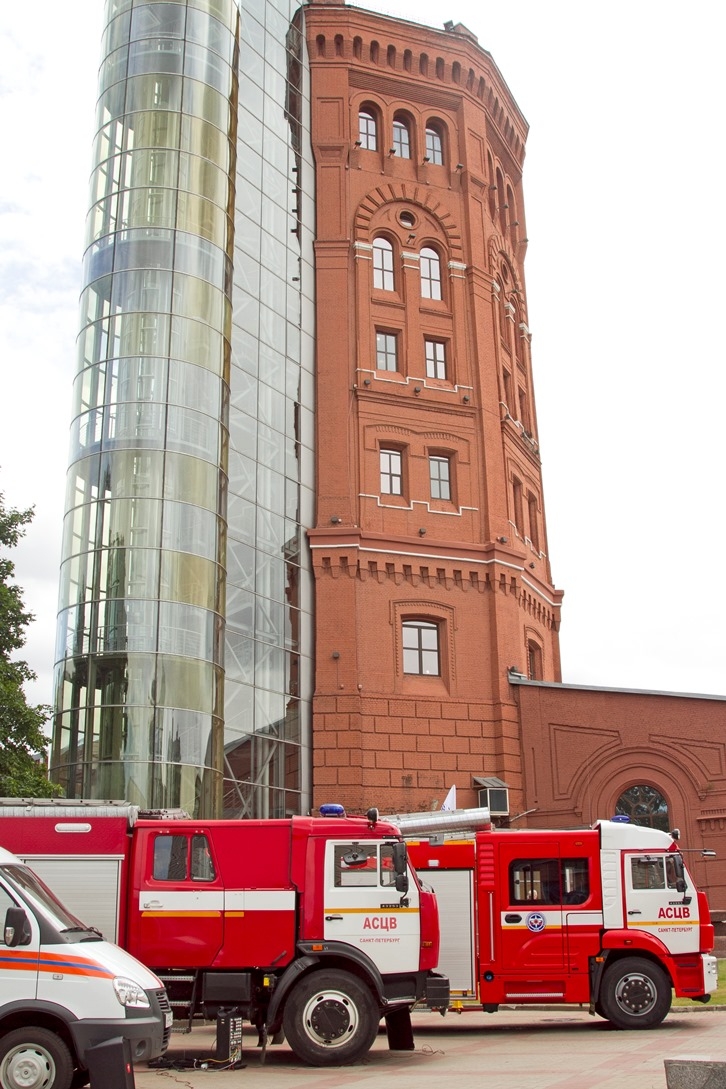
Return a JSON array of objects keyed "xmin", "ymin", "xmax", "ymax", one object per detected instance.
[{"xmin": 319, "ymin": 803, "xmax": 346, "ymax": 817}]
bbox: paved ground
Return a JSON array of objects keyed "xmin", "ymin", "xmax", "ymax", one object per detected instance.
[{"xmin": 131, "ymin": 1007, "xmax": 726, "ymax": 1089}]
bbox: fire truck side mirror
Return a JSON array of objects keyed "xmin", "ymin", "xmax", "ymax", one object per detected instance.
[
  {"xmin": 4, "ymin": 907, "xmax": 31, "ymax": 947},
  {"xmin": 392, "ymin": 842, "xmax": 409, "ymax": 894}
]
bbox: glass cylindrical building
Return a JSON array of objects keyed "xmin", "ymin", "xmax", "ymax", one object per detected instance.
[{"xmin": 51, "ymin": 0, "xmax": 314, "ymax": 818}]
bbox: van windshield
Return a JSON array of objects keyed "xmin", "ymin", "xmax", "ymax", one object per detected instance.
[{"xmin": 1, "ymin": 864, "xmax": 100, "ymax": 937}]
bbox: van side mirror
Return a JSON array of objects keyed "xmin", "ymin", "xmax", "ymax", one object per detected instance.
[{"xmin": 4, "ymin": 907, "xmax": 31, "ymax": 947}]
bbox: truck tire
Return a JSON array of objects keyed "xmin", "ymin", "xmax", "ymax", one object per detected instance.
[
  {"xmin": 282, "ymin": 969, "xmax": 379, "ymax": 1065},
  {"xmin": 0, "ymin": 1027, "xmax": 73, "ymax": 1089},
  {"xmin": 598, "ymin": 957, "xmax": 672, "ymax": 1029}
]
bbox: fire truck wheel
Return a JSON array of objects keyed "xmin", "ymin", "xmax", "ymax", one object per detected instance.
[
  {"xmin": 0, "ymin": 1027, "xmax": 74, "ymax": 1089},
  {"xmin": 599, "ymin": 957, "xmax": 672, "ymax": 1029},
  {"xmin": 283, "ymin": 969, "xmax": 379, "ymax": 1065}
]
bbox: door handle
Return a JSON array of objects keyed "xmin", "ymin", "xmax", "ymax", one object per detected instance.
[
  {"xmin": 142, "ymin": 900, "xmax": 163, "ymax": 909},
  {"xmin": 504, "ymin": 913, "xmax": 522, "ymax": 923},
  {"xmin": 325, "ymin": 915, "xmax": 343, "ymax": 921},
  {"xmin": 627, "ymin": 910, "xmax": 641, "ymax": 915}
]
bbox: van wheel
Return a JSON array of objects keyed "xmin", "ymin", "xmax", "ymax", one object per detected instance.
[
  {"xmin": 599, "ymin": 957, "xmax": 672, "ymax": 1029},
  {"xmin": 283, "ymin": 970, "xmax": 379, "ymax": 1065},
  {"xmin": 0, "ymin": 1027, "xmax": 73, "ymax": 1089}
]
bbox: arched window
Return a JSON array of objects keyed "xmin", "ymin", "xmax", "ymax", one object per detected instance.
[
  {"xmin": 403, "ymin": 619, "xmax": 440, "ymax": 675},
  {"xmin": 392, "ymin": 118, "xmax": 411, "ymax": 159},
  {"xmin": 425, "ymin": 125, "xmax": 444, "ymax": 165},
  {"xmin": 358, "ymin": 109, "xmax": 377, "ymax": 150},
  {"xmin": 527, "ymin": 640, "xmax": 543, "ymax": 680},
  {"xmin": 420, "ymin": 246, "xmax": 442, "ymax": 300},
  {"xmin": 372, "ymin": 237, "xmax": 394, "ymax": 290},
  {"xmin": 616, "ymin": 786, "xmax": 670, "ymax": 831}
]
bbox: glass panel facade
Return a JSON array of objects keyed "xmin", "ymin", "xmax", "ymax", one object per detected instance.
[{"xmin": 51, "ymin": 0, "xmax": 314, "ymax": 819}]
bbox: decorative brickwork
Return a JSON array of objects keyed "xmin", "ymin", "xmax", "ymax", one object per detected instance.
[{"xmin": 306, "ymin": 0, "xmax": 561, "ymax": 816}]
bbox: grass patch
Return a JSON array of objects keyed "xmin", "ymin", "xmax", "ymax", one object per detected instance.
[{"xmin": 672, "ymin": 959, "xmax": 726, "ymax": 1006}]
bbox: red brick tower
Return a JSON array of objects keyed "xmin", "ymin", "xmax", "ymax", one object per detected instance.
[{"xmin": 305, "ymin": 0, "xmax": 563, "ymax": 816}]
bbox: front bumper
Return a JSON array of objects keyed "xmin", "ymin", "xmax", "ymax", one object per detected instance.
[{"xmin": 71, "ymin": 987, "xmax": 171, "ymax": 1063}]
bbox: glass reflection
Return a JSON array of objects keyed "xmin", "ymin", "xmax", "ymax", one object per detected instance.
[{"xmin": 53, "ymin": 0, "xmax": 313, "ymax": 821}]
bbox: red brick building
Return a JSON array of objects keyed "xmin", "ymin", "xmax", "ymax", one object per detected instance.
[
  {"xmin": 303, "ymin": 0, "xmax": 726, "ymax": 912},
  {"xmin": 305, "ymin": 0, "xmax": 562, "ymax": 817},
  {"xmin": 513, "ymin": 679, "xmax": 726, "ymax": 912}
]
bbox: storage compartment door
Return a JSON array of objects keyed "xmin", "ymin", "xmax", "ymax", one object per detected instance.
[
  {"xmin": 20, "ymin": 855, "xmax": 122, "ymax": 942},
  {"xmin": 420, "ymin": 869, "xmax": 476, "ymax": 996}
]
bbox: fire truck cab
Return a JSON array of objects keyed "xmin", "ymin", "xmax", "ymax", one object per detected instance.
[{"xmin": 403, "ymin": 810, "xmax": 718, "ymax": 1029}]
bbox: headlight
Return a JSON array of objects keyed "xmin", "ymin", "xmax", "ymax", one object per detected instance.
[{"xmin": 113, "ymin": 977, "xmax": 151, "ymax": 1009}]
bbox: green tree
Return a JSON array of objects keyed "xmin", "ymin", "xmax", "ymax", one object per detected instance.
[{"xmin": 0, "ymin": 491, "xmax": 60, "ymax": 797}]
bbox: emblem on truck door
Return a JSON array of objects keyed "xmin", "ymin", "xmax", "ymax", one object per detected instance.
[{"xmin": 526, "ymin": 912, "xmax": 546, "ymax": 933}]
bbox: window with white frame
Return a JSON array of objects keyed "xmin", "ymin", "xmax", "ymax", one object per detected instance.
[
  {"xmin": 376, "ymin": 331, "xmax": 398, "ymax": 371},
  {"xmin": 429, "ymin": 455, "xmax": 451, "ymax": 500},
  {"xmin": 392, "ymin": 118, "xmax": 411, "ymax": 158},
  {"xmin": 380, "ymin": 448, "xmax": 403, "ymax": 495},
  {"xmin": 425, "ymin": 338, "xmax": 446, "ymax": 379},
  {"xmin": 358, "ymin": 109, "xmax": 377, "ymax": 150},
  {"xmin": 425, "ymin": 126, "xmax": 444, "ymax": 164},
  {"xmin": 373, "ymin": 237, "xmax": 394, "ymax": 291},
  {"xmin": 403, "ymin": 619, "xmax": 440, "ymax": 675},
  {"xmin": 420, "ymin": 247, "xmax": 442, "ymax": 300}
]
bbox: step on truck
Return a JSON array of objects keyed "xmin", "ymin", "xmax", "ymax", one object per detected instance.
[
  {"xmin": 0, "ymin": 844, "xmax": 170, "ymax": 1089},
  {"xmin": 397, "ymin": 807, "xmax": 717, "ymax": 1029},
  {"xmin": 0, "ymin": 800, "xmax": 449, "ymax": 1066}
]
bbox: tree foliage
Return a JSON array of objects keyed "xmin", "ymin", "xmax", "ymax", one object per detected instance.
[{"xmin": 0, "ymin": 491, "xmax": 61, "ymax": 797}]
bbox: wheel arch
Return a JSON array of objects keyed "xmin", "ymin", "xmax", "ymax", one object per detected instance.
[
  {"xmin": 0, "ymin": 1003, "xmax": 79, "ymax": 1064},
  {"xmin": 591, "ymin": 948, "xmax": 674, "ymax": 1002},
  {"xmin": 267, "ymin": 944, "xmax": 385, "ymax": 1032}
]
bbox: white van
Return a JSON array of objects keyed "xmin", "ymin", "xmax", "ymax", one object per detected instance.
[{"xmin": 0, "ymin": 845, "xmax": 170, "ymax": 1089}]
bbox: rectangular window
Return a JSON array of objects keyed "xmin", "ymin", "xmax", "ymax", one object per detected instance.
[
  {"xmin": 527, "ymin": 640, "xmax": 543, "ymax": 680},
  {"xmin": 512, "ymin": 477, "xmax": 524, "ymax": 536},
  {"xmin": 429, "ymin": 456, "xmax": 451, "ymax": 500},
  {"xmin": 373, "ymin": 239, "xmax": 394, "ymax": 291},
  {"xmin": 425, "ymin": 339, "xmax": 446, "ymax": 379},
  {"xmin": 502, "ymin": 369, "xmax": 513, "ymax": 412},
  {"xmin": 518, "ymin": 389, "xmax": 530, "ymax": 431},
  {"xmin": 527, "ymin": 493, "xmax": 540, "ymax": 552},
  {"xmin": 333, "ymin": 844, "xmax": 396, "ymax": 888},
  {"xmin": 631, "ymin": 857, "xmax": 680, "ymax": 891},
  {"xmin": 420, "ymin": 248, "xmax": 442, "ymax": 300},
  {"xmin": 402, "ymin": 619, "xmax": 440, "ymax": 675},
  {"xmin": 376, "ymin": 331, "xmax": 398, "ymax": 371},
  {"xmin": 358, "ymin": 111, "xmax": 377, "ymax": 150},
  {"xmin": 392, "ymin": 120, "xmax": 411, "ymax": 159},
  {"xmin": 425, "ymin": 128, "xmax": 443, "ymax": 165},
  {"xmin": 509, "ymin": 858, "xmax": 590, "ymax": 905},
  {"xmin": 153, "ymin": 835, "xmax": 188, "ymax": 881},
  {"xmin": 380, "ymin": 448, "xmax": 403, "ymax": 495}
]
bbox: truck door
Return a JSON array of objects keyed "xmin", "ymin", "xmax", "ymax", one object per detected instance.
[
  {"xmin": 129, "ymin": 830, "xmax": 224, "ymax": 968},
  {"xmin": 323, "ymin": 841, "xmax": 421, "ymax": 975},
  {"xmin": 495, "ymin": 838, "xmax": 565, "ymax": 975},
  {"xmin": 0, "ymin": 882, "xmax": 39, "ymax": 1002},
  {"xmin": 624, "ymin": 852, "xmax": 699, "ymax": 955}
]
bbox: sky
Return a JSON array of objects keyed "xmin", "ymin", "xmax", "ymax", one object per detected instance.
[{"xmin": 0, "ymin": 0, "xmax": 724, "ymax": 716}]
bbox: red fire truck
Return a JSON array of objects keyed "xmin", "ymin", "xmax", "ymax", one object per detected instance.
[
  {"xmin": 400, "ymin": 808, "xmax": 717, "ymax": 1029},
  {"xmin": 0, "ymin": 801, "xmax": 449, "ymax": 1065}
]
